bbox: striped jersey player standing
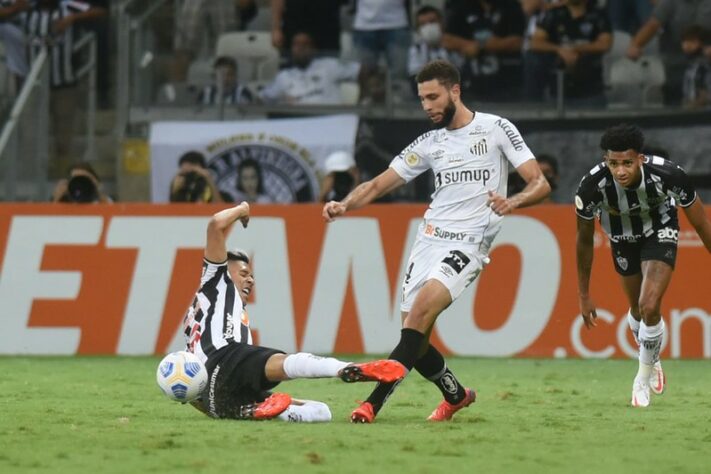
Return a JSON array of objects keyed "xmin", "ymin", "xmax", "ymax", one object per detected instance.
[
  {"xmin": 575, "ymin": 124, "xmax": 711, "ymax": 407},
  {"xmin": 322, "ymin": 59, "xmax": 551, "ymax": 423},
  {"xmin": 182, "ymin": 202, "xmax": 406, "ymax": 421}
]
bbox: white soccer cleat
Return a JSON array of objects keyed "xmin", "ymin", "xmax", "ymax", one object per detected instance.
[
  {"xmin": 631, "ymin": 377, "xmax": 651, "ymax": 408},
  {"xmin": 649, "ymin": 361, "xmax": 666, "ymax": 395}
]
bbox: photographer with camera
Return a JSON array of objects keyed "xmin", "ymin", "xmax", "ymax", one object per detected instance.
[
  {"xmin": 51, "ymin": 162, "xmax": 111, "ymax": 203},
  {"xmin": 169, "ymin": 151, "xmax": 224, "ymax": 203}
]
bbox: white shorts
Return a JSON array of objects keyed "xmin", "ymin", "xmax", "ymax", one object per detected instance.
[{"xmin": 400, "ymin": 236, "xmax": 494, "ymax": 313}]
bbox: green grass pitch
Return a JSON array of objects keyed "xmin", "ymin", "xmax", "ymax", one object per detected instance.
[{"xmin": 2, "ymin": 357, "xmax": 710, "ymax": 474}]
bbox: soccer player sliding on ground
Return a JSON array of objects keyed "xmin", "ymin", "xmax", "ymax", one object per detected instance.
[
  {"xmin": 575, "ymin": 124, "xmax": 711, "ymax": 407},
  {"xmin": 181, "ymin": 201, "xmax": 406, "ymax": 421},
  {"xmin": 323, "ymin": 59, "xmax": 550, "ymax": 423}
]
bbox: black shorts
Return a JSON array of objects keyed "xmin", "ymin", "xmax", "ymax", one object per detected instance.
[
  {"xmin": 199, "ymin": 344, "xmax": 285, "ymax": 419},
  {"xmin": 610, "ymin": 226, "xmax": 678, "ymax": 276}
]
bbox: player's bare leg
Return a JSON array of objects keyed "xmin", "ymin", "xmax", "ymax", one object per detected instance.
[
  {"xmin": 632, "ymin": 261, "xmax": 672, "ymax": 406},
  {"xmin": 619, "ymin": 273, "xmax": 642, "ymax": 343}
]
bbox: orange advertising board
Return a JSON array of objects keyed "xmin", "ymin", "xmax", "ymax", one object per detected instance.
[{"xmin": 0, "ymin": 204, "xmax": 708, "ymax": 358}]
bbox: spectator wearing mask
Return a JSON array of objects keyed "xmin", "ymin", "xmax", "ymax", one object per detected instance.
[
  {"xmin": 198, "ymin": 56, "xmax": 253, "ymax": 106},
  {"xmin": 408, "ymin": 6, "xmax": 458, "ymax": 81},
  {"xmin": 681, "ymin": 25, "xmax": 711, "ymax": 109},
  {"xmin": 260, "ymin": 31, "xmax": 360, "ymax": 105}
]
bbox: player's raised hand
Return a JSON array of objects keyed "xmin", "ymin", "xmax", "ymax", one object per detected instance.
[
  {"xmin": 579, "ymin": 295, "xmax": 598, "ymax": 329},
  {"xmin": 323, "ymin": 201, "xmax": 346, "ymax": 223},
  {"xmin": 236, "ymin": 201, "xmax": 250, "ymax": 228},
  {"xmin": 487, "ymin": 190, "xmax": 515, "ymax": 216}
]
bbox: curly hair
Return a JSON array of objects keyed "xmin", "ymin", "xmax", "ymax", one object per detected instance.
[
  {"xmin": 599, "ymin": 124, "xmax": 645, "ymax": 153},
  {"xmin": 415, "ymin": 60, "xmax": 460, "ymax": 89}
]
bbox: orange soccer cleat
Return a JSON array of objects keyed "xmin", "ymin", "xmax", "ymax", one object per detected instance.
[
  {"xmin": 339, "ymin": 360, "xmax": 407, "ymax": 384},
  {"xmin": 350, "ymin": 401, "xmax": 376, "ymax": 423},
  {"xmin": 427, "ymin": 388, "xmax": 476, "ymax": 421},
  {"xmin": 239, "ymin": 392, "xmax": 292, "ymax": 420}
]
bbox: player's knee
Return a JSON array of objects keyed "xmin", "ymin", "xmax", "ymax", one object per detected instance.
[{"xmin": 638, "ymin": 299, "xmax": 661, "ymax": 324}]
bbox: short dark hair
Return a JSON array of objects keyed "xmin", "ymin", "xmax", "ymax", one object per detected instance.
[
  {"xmin": 227, "ymin": 249, "xmax": 250, "ymax": 264},
  {"xmin": 214, "ymin": 56, "xmax": 237, "ymax": 70},
  {"xmin": 178, "ymin": 151, "xmax": 207, "ymax": 168},
  {"xmin": 599, "ymin": 124, "xmax": 645, "ymax": 153},
  {"xmin": 681, "ymin": 25, "xmax": 710, "ymax": 42},
  {"xmin": 416, "ymin": 5, "xmax": 441, "ymax": 20},
  {"xmin": 536, "ymin": 154, "xmax": 559, "ymax": 175},
  {"xmin": 415, "ymin": 60, "xmax": 460, "ymax": 88},
  {"xmin": 70, "ymin": 162, "xmax": 100, "ymax": 181}
]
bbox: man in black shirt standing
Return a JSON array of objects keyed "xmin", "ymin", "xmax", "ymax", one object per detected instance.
[
  {"xmin": 443, "ymin": 0, "xmax": 526, "ymax": 101},
  {"xmin": 575, "ymin": 124, "xmax": 711, "ymax": 407},
  {"xmin": 530, "ymin": 0, "xmax": 612, "ymax": 106}
]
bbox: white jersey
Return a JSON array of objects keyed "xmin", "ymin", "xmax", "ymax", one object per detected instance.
[
  {"xmin": 259, "ymin": 58, "xmax": 360, "ymax": 105},
  {"xmin": 390, "ymin": 112, "xmax": 534, "ymax": 244}
]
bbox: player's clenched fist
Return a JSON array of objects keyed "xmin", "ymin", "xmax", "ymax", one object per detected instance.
[{"xmin": 322, "ymin": 201, "xmax": 346, "ymax": 222}]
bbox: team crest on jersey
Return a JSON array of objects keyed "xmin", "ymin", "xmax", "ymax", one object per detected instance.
[
  {"xmin": 616, "ymin": 256, "xmax": 628, "ymax": 271},
  {"xmin": 470, "ymin": 138, "xmax": 488, "ymax": 156},
  {"xmin": 575, "ymin": 195, "xmax": 584, "ymax": 210},
  {"xmin": 405, "ymin": 152, "xmax": 420, "ymax": 167}
]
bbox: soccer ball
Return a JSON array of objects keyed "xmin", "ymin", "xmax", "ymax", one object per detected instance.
[{"xmin": 156, "ymin": 351, "xmax": 208, "ymax": 403}]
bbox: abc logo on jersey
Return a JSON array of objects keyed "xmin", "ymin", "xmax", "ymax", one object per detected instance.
[{"xmin": 656, "ymin": 227, "xmax": 679, "ymax": 243}]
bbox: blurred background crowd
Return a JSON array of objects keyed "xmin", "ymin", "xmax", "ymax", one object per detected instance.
[{"xmin": 0, "ymin": 0, "xmax": 709, "ymax": 205}]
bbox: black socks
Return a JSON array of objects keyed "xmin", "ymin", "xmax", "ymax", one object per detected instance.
[
  {"xmin": 415, "ymin": 344, "xmax": 466, "ymax": 405},
  {"xmin": 366, "ymin": 328, "xmax": 424, "ymax": 413}
]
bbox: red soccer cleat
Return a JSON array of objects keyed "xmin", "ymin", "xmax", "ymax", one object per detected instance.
[
  {"xmin": 240, "ymin": 392, "xmax": 292, "ymax": 420},
  {"xmin": 427, "ymin": 388, "xmax": 476, "ymax": 421},
  {"xmin": 339, "ymin": 360, "xmax": 407, "ymax": 384},
  {"xmin": 350, "ymin": 401, "xmax": 376, "ymax": 423}
]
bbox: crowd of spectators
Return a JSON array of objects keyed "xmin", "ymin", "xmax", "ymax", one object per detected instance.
[
  {"xmin": 147, "ymin": 0, "xmax": 711, "ymax": 109},
  {"xmin": 2, "ymin": 1, "xmax": 710, "ymax": 204}
]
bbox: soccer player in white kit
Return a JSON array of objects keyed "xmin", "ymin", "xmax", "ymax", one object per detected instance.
[{"xmin": 322, "ymin": 60, "xmax": 551, "ymax": 423}]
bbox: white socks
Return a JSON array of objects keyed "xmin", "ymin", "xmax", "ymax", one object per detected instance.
[
  {"xmin": 282, "ymin": 352, "xmax": 350, "ymax": 379},
  {"xmin": 627, "ymin": 310, "xmax": 640, "ymax": 345},
  {"xmin": 637, "ymin": 320, "xmax": 665, "ymax": 379},
  {"xmin": 277, "ymin": 400, "xmax": 332, "ymax": 423}
]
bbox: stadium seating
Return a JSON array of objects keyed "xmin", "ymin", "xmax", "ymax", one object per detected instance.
[
  {"xmin": 215, "ymin": 31, "xmax": 280, "ymax": 83},
  {"xmin": 607, "ymin": 55, "xmax": 666, "ymax": 108}
]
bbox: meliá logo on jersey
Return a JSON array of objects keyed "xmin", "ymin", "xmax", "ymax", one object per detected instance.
[
  {"xmin": 435, "ymin": 168, "xmax": 491, "ymax": 189},
  {"xmin": 495, "ymin": 119, "xmax": 524, "ymax": 151}
]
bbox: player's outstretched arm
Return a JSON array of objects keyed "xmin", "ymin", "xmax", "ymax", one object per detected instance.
[
  {"xmin": 322, "ymin": 168, "xmax": 405, "ymax": 222},
  {"xmin": 205, "ymin": 202, "xmax": 250, "ymax": 262},
  {"xmin": 488, "ymin": 160, "xmax": 550, "ymax": 215},
  {"xmin": 683, "ymin": 197, "xmax": 711, "ymax": 253},
  {"xmin": 576, "ymin": 216, "xmax": 597, "ymax": 329}
]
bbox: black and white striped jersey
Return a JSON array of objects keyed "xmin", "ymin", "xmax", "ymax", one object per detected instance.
[
  {"xmin": 182, "ymin": 259, "xmax": 252, "ymax": 366},
  {"xmin": 198, "ymin": 84, "xmax": 253, "ymax": 106},
  {"xmin": 25, "ymin": 1, "xmax": 91, "ymax": 88},
  {"xmin": 575, "ymin": 155, "xmax": 697, "ymax": 242}
]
